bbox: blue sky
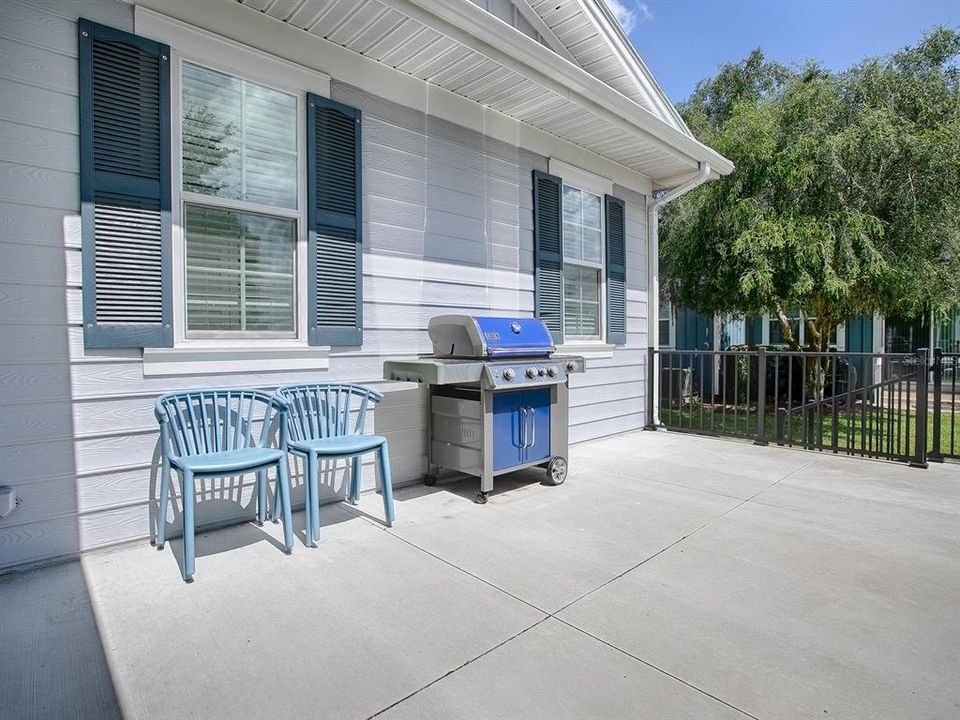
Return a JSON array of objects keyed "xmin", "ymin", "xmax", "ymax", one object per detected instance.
[{"xmin": 605, "ymin": 0, "xmax": 960, "ymax": 102}]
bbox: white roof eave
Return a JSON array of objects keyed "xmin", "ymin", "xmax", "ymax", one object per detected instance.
[{"xmin": 382, "ymin": 0, "xmax": 734, "ymax": 177}]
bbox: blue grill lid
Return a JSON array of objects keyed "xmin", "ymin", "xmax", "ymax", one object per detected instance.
[
  {"xmin": 473, "ymin": 316, "xmax": 554, "ymax": 357},
  {"xmin": 427, "ymin": 315, "xmax": 555, "ymax": 358}
]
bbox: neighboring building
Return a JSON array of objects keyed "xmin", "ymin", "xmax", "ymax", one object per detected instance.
[
  {"xmin": 659, "ymin": 303, "xmax": 960, "ymax": 398},
  {"xmin": 660, "ymin": 306, "xmax": 960, "ymax": 355},
  {"xmin": 0, "ymin": 0, "xmax": 731, "ymax": 569}
]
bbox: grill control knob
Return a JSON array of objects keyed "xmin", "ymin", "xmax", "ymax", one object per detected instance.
[
  {"xmin": 525, "ymin": 366, "xmax": 538, "ymax": 379},
  {"xmin": 538, "ymin": 367, "xmax": 546, "ymax": 376},
  {"xmin": 502, "ymin": 368, "xmax": 515, "ymax": 381},
  {"xmin": 547, "ymin": 366, "xmax": 558, "ymax": 377},
  {"xmin": 566, "ymin": 361, "xmax": 577, "ymax": 372}
]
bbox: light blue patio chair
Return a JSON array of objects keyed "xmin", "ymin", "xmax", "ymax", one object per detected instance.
[
  {"xmin": 275, "ymin": 383, "xmax": 395, "ymax": 546},
  {"xmin": 154, "ymin": 389, "xmax": 294, "ymax": 581}
]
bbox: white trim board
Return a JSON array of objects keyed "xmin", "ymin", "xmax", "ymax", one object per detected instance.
[
  {"xmin": 142, "ymin": 347, "xmax": 331, "ymax": 377},
  {"xmin": 549, "ymin": 159, "xmax": 614, "ymax": 197},
  {"xmin": 135, "ymin": 8, "xmax": 330, "ymax": 97}
]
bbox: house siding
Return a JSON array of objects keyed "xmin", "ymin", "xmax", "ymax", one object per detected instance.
[{"xmin": 0, "ymin": 0, "xmax": 650, "ymax": 570}]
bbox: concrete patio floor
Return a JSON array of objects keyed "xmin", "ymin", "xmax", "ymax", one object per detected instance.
[{"xmin": 2, "ymin": 431, "xmax": 958, "ymax": 720}]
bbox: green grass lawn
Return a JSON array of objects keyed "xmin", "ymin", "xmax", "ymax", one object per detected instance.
[{"xmin": 660, "ymin": 403, "xmax": 959, "ymax": 462}]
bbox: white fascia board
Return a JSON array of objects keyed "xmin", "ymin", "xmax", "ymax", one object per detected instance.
[
  {"xmin": 388, "ymin": 0, "xmax": 733, "ymax": 175},
  {"xmin": 584, "ymin": 0, "xmax": 692, "ymax": 136},
  {"xmin": 133, "ymin": 0, "xmax": 653, "ymax": 194}
]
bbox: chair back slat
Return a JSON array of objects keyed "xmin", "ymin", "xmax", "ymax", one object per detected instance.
[
  {"xmin": 155, "ymin": 389, "xmax": 284, "ymax": 459},
  {"xmin": 275, "ymin": 383, "xmax": 383, "ymax": 443},
  {"xmin": 338, "ymin": 386, "xmax": 349, "ymax": 436},
  {"xmin": 354, "ymin": 394, "xmax": 369, "ymax": 435}
]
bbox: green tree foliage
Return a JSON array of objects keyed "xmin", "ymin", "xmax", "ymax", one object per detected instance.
[{"xmin": 661, "ymin": 29, "xmax": 960, "ymax": 352}]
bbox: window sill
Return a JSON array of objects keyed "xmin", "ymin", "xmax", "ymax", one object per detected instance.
[
  {"xmin": 557, "ymin": 342, "xmax": 616, "ymax": 360},
  {"xmin": 142, "ymin": 346, "xmax": 330, "ymax": 377}
]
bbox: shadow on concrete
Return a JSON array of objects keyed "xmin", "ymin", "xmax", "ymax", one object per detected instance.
[
  {"xmin": 0, "ymin": 562, "xmax": 123, "ymax": 720},
  {"xmin": 394, "ymin": 466, "xmax": 553, "ymax": 503}
]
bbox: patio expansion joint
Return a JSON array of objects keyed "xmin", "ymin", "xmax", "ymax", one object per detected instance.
[
  {"xmin": 554, "ymin": 455, "xmax": 822, "ymax": 617},
  {"xmin": 339, "ymin": 500, "xmax": 552, "ymax": 616},
  {"xmin": 366, "ymin": 616, "xmax": 553, "ymax": 719},
  {"xmin": 551, "ymin": 616, "xmax": 761, "ymax": 720},
  {"xmin": 353, "ymin": 456, "xmax": 819, "ymax": 719}
]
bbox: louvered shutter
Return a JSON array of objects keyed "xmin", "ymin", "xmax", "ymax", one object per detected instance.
[
  {"xmin": 78, "ymin": 19, "xmax": 171, "ymax": 348},
  {"xmin": 532, "ymin": 170, "xmax": 563, "ymax": 344},
  {"xmin": 604, "ymin": 195, "xmax": 627, "ymax": 345},
  {"xmin": 306, "ymin": 94, "xmax": 362, "ymax": 346}
]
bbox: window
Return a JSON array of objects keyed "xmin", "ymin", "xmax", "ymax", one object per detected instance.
[
  {"xmin": 767, "ymin": 309, "xmax": 839, "ymax": 347},
  {"xmin": 180, "ymin": 62, "xmax": 300, "ymax": 337},
  {"xmin": 562, "ymin": 185, "xmax": 603, "ymax": 339},
  {"xmin": 768, "ymin": 308, "xmax": 800, "ymax": 345},
  {"xmin": 659, "ymin": 300, "xmax": 673, "ymax": 348}
]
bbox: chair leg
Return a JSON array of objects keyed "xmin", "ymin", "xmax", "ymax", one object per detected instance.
[
  {"xmin": 156, "ymin": 456, "xmax": 170, "ymax": 549},
  {"xmin": 181, "ymin": 469, "xmax": 196, "ymax": 582},
  {"xmin": 272, "ymin": 467, "xmax": 282, "ymax": 522},
  {"xmin": 303, "ymin": 453, "xmax": 316, "ymax": 547},
  {"xmin": 309, "ymin": 453, "xmax": 322, "ymax": 542},
  {"xmin": 256, "ymin": 470, "xmax": 267, "ymax": 526},
  {"xmin": 350, "ymin": 456, "xmax": 361, "ymax": 505},
  {"xmin": 277, "ymin": 460, "xmax": 294, "ymax": 554},
  {"xmin": 376, "ymin": 443, "xmax": 395, "ymax": 527}
]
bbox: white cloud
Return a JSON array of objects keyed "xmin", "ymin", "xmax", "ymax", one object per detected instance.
[{"xmin": 603, "ymin": 0, "xmax": 652, "ymax": 34}]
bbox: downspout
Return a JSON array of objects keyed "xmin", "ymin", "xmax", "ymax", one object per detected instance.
[{"xmin": 646, "ymin": 162, "xmax": 712, "ymax": 428}]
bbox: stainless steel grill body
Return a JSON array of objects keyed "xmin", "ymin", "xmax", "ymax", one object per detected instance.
[{"xmin": 383, "ymin": 316, "xmax": 584, "ymax": 502}]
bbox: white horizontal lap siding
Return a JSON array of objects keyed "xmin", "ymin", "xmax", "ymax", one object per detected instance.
[
  {"xmin": 0, "ymin": 13, "xmax": 539, "ymax": 569},
  {"xmin": 567, "ymin": 185, "xmax": 648, "ymax": 444},
  {"xmin": 0, "ymin": 2, "xmax": 651, "ymax": 571}
]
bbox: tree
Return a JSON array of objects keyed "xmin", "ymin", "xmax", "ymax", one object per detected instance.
[{"xmin": 661, "ymin": 30, "xmax": 960, "ymax": 356}]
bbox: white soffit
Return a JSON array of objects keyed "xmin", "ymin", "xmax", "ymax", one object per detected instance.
[
  {"xmin": 234, "ymin": 0, "xmax": 730, "ymax": 182},
  {"xmin": 528, "ymin": 0, "xmax": 689, "ymax": 134}
]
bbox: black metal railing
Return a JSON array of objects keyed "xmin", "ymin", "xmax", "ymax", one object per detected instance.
[
  {"xmin": 647, "ymin": 346, "xmax": 958, "ymax": 466},
  {"xmin": 930, "ymin": 349, "xmax": 959, "ymax": 461}
]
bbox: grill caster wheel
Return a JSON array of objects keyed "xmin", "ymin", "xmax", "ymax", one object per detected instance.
[
  {"xmin": 545, "ymin": 456, "xmax": 567, "ymax": 486},
  {"xmin": 424, "ymin": 475, "xmax": 437, "ymax": 487},
  {"xmin": 474, "ymin": 491, "xmax": 488, "ymax": 505}
]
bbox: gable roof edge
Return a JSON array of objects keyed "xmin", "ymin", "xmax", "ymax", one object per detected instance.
[{"xmin": 582, "ymin": 0, "xmax": 692, "ymax": 136}]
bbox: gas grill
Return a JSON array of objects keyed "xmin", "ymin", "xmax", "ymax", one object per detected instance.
[{"xmin": 383, "ymin": 315, "xmax": 584, "ymax": 503}]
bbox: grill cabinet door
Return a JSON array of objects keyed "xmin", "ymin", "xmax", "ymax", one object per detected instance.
[
  {"xmin": 493, "ymin": 391, "xmax": 524, "ymax": 471},
  {"xmin": 521, "ymin": 388, "xmax": 551, "ymax": 464}
]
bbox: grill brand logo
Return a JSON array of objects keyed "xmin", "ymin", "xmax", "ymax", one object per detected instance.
[{"xmin": 484, "ymin": 332, "xmax": 501, "ymax": 341}]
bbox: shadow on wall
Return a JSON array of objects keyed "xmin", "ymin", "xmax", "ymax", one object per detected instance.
[{"xmin": 0, "ymin": 208, "xmax": 122, "ymax": 716}]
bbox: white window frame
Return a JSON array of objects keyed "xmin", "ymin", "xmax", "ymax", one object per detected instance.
[
  {"xmin": 761, "ymin": 311, "xmax": 845, "ymax": 350},
  {"xmin": 174, "ymin": 56, "xmax": 305, "ymax": 345},
  {"xmin": 137, "ymin": 11, "xmax": 330, "ymax": 350},
  {"xmin": 658, "ymin": 299, "xmax": 676, "ymax": 349},
  {"xmin": 549, "ymin": 159, "xmax": 613, "ymax": 347}
]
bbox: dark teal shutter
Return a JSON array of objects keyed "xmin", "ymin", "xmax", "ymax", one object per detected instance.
[
  {"xmin": 306, "ymin": 93, "xmax": 362, "ymax": 346},
  {"xmin": 604, "ymin": 194, "xmax": 627, "ymax": 345},
  {"xmin": 79, "ymin": 19, "xmax": 171, "ymax": 348},
  {"xmin": 532, "ymin": 170, "xmax": 563, "ymax": 344}
]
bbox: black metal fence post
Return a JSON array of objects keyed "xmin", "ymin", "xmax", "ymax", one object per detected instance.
[
  {"xmin": 930, "ymin": 347, "xmax": 943, "ymax": 462},
  {"xmin": 910, "ymin": 348, "xmax": 929, "ymax": 468},
  {"xmin": 755, "ymin": 347, "xmax": 768, "ymax": 445},
  {"xmin": 645, "ymin": 346, "xmax": 657, "ymax": 430},
  {"xmin": 775, "ymin": 407, "xmax": 785, "ymax": 446}
]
